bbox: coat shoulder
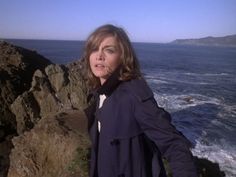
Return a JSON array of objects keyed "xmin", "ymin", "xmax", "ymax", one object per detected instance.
[{"xmin": 119, "ymin": 78, "xmax": 154, "ymax": 102}]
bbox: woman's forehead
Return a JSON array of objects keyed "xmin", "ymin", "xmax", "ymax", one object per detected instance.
[
  {"xmin": 92, "ymin": 34, "xmax": 120, "ymax": 48},
  {"xmin": 100, "ymin": 36, "xmax": 118, "ymax": 46}
]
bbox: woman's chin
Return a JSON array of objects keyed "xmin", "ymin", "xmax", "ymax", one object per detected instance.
[{"xmin": 93, "ymin": 73, "xmax": 108, "ymax": 81}]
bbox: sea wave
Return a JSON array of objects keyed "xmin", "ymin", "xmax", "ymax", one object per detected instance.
[
  {"xmin": 146, "ymin": 74, "xmax": 212, "ymax": 85},
  {"xmin": 145, "ymin": 71, "xmax": 233, "ymax": 86},
  {"xmin": 145, "ymin": 77, "xmax": 169, "ymax": 84},
  {"xmin": 183, "ymin": 72, "xmax": 230, "ymax": 76},
  {"xmin": 153, "ymin": 92, "xmax": 236, "ymax": 176},
  {"xmin": 153, "ymin": 92, "xmax": 221, "ymax": 112},
  {"xmin": 218, "ymin": 105, "xmax": 236, "ymax": 118},
  {"xmin": 192, "ymin": 139, "xmax": 236, "ymax": 177}
]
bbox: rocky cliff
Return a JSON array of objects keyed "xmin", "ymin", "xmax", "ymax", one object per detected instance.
[
  {"xmin": 10, "ymin": 62, "xmax": 87, "ymax": 134},
  {"xmin": 0, "ymin": 41, "xmax": 52, "ymax": 135},
  {"xmin": 0, "ymin": 41, "xmax": 52, "ymax": 177},
  {"xmin": 0, "ymin": 41, "xmax": 89, "ymax": 177}
]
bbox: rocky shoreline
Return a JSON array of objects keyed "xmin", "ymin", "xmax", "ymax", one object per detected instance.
[{"xmin": 0, "ymin": 41, "xmax": 226, "ymax": 177}]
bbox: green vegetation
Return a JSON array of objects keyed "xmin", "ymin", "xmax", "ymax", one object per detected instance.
[
  {"xmin": 68, "ymin": 147, "xmax": 90, "ymax": 177},
  {"xmin": 67, "ymin": 133, "xmax": 91, "ymax": 177}
]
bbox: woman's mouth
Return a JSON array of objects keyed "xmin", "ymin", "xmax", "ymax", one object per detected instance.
[{"xmin": 95, "ymin": 64, "xmax": 105, "ymax": 67}]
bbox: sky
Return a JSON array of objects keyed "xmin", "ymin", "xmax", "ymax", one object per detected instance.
[{"xmin": 0, "ymin": 0, "xmax": 236, "ymax": 43}]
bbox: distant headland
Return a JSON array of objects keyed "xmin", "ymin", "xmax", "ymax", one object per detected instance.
[{"xmin": 171, "ymin": 34, "xmax": 236, "ymax": 47}]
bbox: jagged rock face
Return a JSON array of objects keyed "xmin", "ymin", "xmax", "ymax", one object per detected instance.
[
  {"xmin": 11, "ymin": 62, "xmax": 88, "ymax": 134},
  {"xmin": 8, "ymin": 62, "xmax": 89, "ymax": 177},
  {"xmin": 0, "ymin": 41, "xmax": 90, "ymax": 177},
  {"xmin": 0, "ymin": 41, "xmax": 52, "ymax": 177},
  {"xmin": 45, "ymin": 64, "xmax": 69, "ymax": 92},
  {"xmin": 7, "ymin": 110, "xmax": 90, "ymax": 177},
  {"xmin": 0, "ymin": 41, "xmax": 52, "ymax": 134}
]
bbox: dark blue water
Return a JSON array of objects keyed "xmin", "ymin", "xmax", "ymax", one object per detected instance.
[
  {"xmin": 4, "ymin": 39, "xmax": 85, "ymax": 64},
  {"xmin": 5, "ymin": 39, "xmax": 236, "ymax": 176}
]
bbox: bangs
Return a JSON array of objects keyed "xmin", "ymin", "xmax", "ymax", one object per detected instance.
[{"xmin": 87, "ymin": 32, "xmax": 117, "ymax": 54}]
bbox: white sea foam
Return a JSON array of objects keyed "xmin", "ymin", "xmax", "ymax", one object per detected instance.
[
  {"xmin": 192, "ymin": 139, "xmax": 236, "ymax": 177},
  {"xmin": 153, "ymin": 93, "xmax": 221, "ymax": 112},
  {"xmin": 145, "ymin": 71, "xmax": 232, "ymax": 86},
  {"xmin": 153, "ymin": 92, "xmax": 236, "ymax": 176},
  {"xmin": 184, "ymin": 72, "xmax": 229, "ymax": 76},
  {"xmin": 147, "ymin": 78, "xmax": 169, "ymax": 84},
  {"xmin": 146, "ymin": 74, "xmax": 211, "ymax": 85},
  {"xmin": 219, "ymin": 105, "xmax": 236, "ymax": 118}
]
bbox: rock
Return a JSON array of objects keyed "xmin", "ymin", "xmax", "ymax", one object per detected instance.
[
  {"xmin": 0, "ymin": 128, "xmax": 5, "ymax": 141},
  {"xmin": 183, "ymin": 96, "xmax": 194, "ymax": 104},
  {"xmin": 10, "ymin": 62, "xmax": 88, "ymax": 134},
  {"xmin": 7, "ymin": 110, "xmax": 90, "ymax": 177},
  {"xmin": 0, "ymin": 41, "xmax": 52, "ymax": 177},
  {"xmin": 194, "ymin": 157, "xmax": 225, "ymax": 177},
  {"xmin": 0, "ymin": 136, "xmax": 14, "ymax": 177},
  {"xmin": 0, "ymin": 41, "xmax": 52, "ymax": 133},
  {"xmin": 0, "ymin": 41, "xmax": 89, "ymax": 177},
  {"xmin": 0, "ymin": 41, "xmax": 88, "ymax": 177},
  {"xmin": 10, "ymin": 92, "xmax": 40, "ymax": 134},
  {"xmin": 45, "ymin": 64, "xmax": 69, "ymax": 92},
  {"xmin": 30, "ymin": 69, "xmax": 62, "ymax": 117}
]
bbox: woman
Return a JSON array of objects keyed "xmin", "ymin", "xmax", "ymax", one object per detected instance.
[{"xmin": 83, "ymin": 24, "xmax": 197, "ymax": 177}]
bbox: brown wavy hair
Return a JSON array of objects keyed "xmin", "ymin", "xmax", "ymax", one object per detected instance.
[{"xmin": 81, "ymin": 24, "xmax": 142, "ymax": 89}]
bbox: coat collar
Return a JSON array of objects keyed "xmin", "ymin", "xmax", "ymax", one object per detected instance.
[
  {"xmin": 85, "ymin": 67, "xmax": 122, "ymax": 130},
  {"xmin": 87, "ymin": 66, "xmax": 122, "ymax": 103},
  {"xmin": 96, "ymin": 66, "xmax": 122, "ymax": 96}
]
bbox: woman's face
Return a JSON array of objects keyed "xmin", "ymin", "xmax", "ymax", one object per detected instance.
[{"xmin": 89, "ymin": 36, "xmax": 122, "ymax": 85}]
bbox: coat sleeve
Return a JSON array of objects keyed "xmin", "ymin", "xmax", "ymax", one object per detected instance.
[{"xmin": 133, "ymin": 95, "xmax": 198, "ymax": 177}]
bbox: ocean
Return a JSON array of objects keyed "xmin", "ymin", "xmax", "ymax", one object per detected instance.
[{"xmin": 5, "ymin": 39, "xmax": 236, "ymax": 177}]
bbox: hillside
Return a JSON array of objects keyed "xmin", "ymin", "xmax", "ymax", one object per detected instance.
[{"xmin": 171, "ymin": 34, "xmax": 236, "ymax": 46}]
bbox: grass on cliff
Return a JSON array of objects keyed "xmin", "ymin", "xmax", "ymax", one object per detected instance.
[{"xmin": 67, "ymin": 133, "xmax": 90, "ymax": 177}]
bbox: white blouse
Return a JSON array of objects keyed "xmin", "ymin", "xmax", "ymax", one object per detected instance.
[{"xmin": 98, "ymin": 94, "xmax": 107, "ymax": 132}]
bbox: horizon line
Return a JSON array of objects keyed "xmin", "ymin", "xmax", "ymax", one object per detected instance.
[{"xmin": 0, "ymin": 37, "xmax": 171, "ymax": 44}]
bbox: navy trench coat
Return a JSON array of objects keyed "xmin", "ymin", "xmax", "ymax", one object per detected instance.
[{"xmin": 85, "ymin": 78, "xmax": 197, "ymax": 177}]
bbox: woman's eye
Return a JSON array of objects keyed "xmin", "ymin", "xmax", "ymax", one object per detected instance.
[
  {"xmin": 105, "ymin": 48, "xmax": 115, "ymax": 54},
  {"xmin": 91, "ymin": 47, "xmax": 98, "ymax": 53}
]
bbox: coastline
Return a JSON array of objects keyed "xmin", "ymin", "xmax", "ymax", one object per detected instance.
[{"xmin": 1, "ymin": 40, "xmax": 233, "ymax": 176}]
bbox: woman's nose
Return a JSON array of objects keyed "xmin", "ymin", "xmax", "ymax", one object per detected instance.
[{"xmin": 96, "ymin": 50, "xmax": 104, "ymax": 60}]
